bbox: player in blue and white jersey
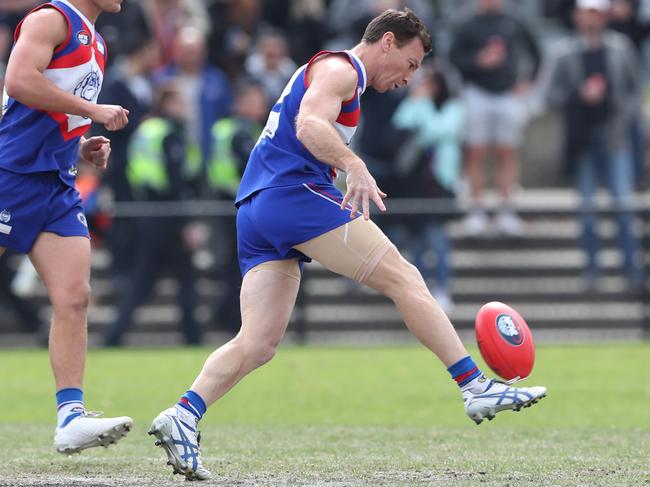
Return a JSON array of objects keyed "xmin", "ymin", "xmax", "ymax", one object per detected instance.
[
  {"xmin": 0, "ymin": 0, "xmax": 132, "ymax": 454},
  {"xmin": 150, "ymin": 9, "xmax": 547, "ymax": 480}
]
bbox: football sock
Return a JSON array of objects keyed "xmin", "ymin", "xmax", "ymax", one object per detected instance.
[
  {"xmin": 447, "ymin": 356, "xmax": 484, "ymax": 390},
  {"xmin": 177, "ymin": 390, "xmax": 207, "ymax": 421},
  {"xmin": 56, "ymin": 388, "xmax": 85, "ymax": 428}
]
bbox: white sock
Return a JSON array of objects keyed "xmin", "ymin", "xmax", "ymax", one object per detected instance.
[
  {"xmin": 462, "ymin": 374, "xmax": 492, "ymax": 394},
  {"xmin": 57, "ymin": 401, "xmax": 85, "ymax": 428},
  {"xmin": 175, "ymin": 403, "xmax": 199, "ymax": 426}
]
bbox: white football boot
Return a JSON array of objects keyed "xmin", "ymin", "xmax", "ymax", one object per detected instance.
[
  {"xmin": 463, "ymin": 378, "xmax": 547, "ymax": 425},
  {"xmin": 148, "ymin": 407, "xmax": 211, "ymax": 481},
  {"xmin": 54, "ymin": 411, "xmax": 133, "ymax": 454}
]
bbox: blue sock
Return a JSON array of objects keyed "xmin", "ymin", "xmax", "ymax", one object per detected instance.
[
  {"xmin": 56, "ymin": 388, "xmax": 84, "ymax": 428},
  {"xmin": 447, "ymin": 356, "xmax": 483, "ymax": 388},
  {"xmin": 177, "ymin": 390, "xmax": 207, "ymax": 420}
]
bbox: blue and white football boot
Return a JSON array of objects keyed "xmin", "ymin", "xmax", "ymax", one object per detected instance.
[
  {"xmin": 54, "ymin": 412, "xmax": 133, "ymax": 454},
  {"xmin": 463, "ymin": 377, "xmax": 547, "ymax": 425},
  {"xmin": 149, "ymin": 407, "xmax": 211, "ymax": 481}
]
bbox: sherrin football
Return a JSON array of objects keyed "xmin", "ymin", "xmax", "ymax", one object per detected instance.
[{"xmin": 475, "ymin": 301, "xmax": 535, "ymax": 381}]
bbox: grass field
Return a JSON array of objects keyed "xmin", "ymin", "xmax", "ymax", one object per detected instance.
[{"xmin": 0, "ymin": 342, "xmax": 649, "ymax": 486}]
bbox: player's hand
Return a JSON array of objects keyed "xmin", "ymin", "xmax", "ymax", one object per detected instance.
[
  {"xmin": 90, "ymin": 104, "xmax": 129, "ymax": 131},
  {"xmin": 341, "ymin": 159, "xmax": 387, "ymax": 221},
  {"xmin": 476, "ymin": 37, "xmax": 506, "ymax": 70},
  {"xmin": 79, "ymin": 136, "xmax": 111, "ymax": 170},
  {"xmin": 580, "ymin": 75, "xmax": 607, "ymax": 105}
]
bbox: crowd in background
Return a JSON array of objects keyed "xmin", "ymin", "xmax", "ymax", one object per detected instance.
[{"xmin": 1, "ymin": 0, "xmax": 649, "ymax": 343}]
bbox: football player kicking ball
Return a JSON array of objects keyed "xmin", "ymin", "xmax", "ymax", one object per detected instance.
[
  {"xmin": 149, "ymin": 9, "xmax": 547, "ymax": 480},
  {"xmin": 0, "ymin": 0, "xmax": 132, "ymax": 453}
]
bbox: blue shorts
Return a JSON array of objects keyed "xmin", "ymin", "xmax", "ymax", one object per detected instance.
[
  {"xmin": 236, "ymin": 182, "xmax": 360, "ymax": 276},
  {"xmin": 0, "ymin": 169, "xmax": 89, "ymax": 254}
]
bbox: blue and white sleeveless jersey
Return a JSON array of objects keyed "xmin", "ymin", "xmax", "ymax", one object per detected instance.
[
  {"xmin": 0, "ymin": 0, "xmax": 107, "ymax": 188},
  {"xmin": 235, "ymin": 50, "xmax": 367, "ymax": 206}
]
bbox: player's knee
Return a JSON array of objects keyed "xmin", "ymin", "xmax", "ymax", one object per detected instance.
[
  {"xmin": 378, "ymin": 259, "xmax": 427, "ymax": 301},
  {"xmin": 243, "ymin": 340, "xmax": 279, "ymax": 370},
  {"xmin": 51, "ymin": 281, "xmax": 91, "ymax": 316}
]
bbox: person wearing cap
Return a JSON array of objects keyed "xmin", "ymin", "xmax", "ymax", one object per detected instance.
[{"xmin": 545, "ymin": 0, "xmax": 644, "ymax": 290}]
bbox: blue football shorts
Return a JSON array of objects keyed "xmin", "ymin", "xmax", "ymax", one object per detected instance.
[
  {"xmin": 0, "ymin": 168, "xmax": 89, "ymax": 254},
  {"xmin": 236, "ymin": 182, "xmax": 361, "ymax": 276}
]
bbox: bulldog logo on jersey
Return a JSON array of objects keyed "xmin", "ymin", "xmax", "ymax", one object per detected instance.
[
  {"xmin": 74, "ymin": 70, "xmax": 101, "ymax": 102},
  {"xmin": 77, "ymin": 31, "xmax": 91, "ymax": 45}
]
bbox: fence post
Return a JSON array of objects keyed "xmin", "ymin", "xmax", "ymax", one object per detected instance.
[{"xmin": 643, "ymin": 205, "xmax": 650, "ymax": 340}]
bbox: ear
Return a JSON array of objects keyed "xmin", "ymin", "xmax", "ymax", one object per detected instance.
[{"xmin": 381, "ymin": 31, "xmax": 395, "ymax": 53}]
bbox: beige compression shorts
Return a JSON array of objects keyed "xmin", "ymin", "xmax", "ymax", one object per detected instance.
[{"xmin": 293, "ymin": 217, "xmax": 393, "ymax": 283}]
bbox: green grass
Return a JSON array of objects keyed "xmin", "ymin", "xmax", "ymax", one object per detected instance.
[{"xmin": 0, "ymin": 343, "xmax": 649, "ymax": 486}]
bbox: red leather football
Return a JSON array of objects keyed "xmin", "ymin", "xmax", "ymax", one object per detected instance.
[{"xmin": 475, "ymin": 301, "xmax": 535, "ymax": 380}]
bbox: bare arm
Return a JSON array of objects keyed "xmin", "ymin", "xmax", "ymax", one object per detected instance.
[
  {"xmin": 4, "ymin": 9, "xmax": 128, "ymax": 130},
  {"xmin": 296, "ymin": 56, "xmax": 386, "ymax": 220}
]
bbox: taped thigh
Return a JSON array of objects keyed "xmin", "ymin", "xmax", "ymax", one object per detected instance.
[{"xmin": 293, "ymin": 218, "xmax": 393, "ymax": 283}]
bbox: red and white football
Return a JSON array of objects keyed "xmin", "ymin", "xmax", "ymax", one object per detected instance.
[{"xmin": 475, "ymin": 301, "xmax": 535, "ymax": 381}]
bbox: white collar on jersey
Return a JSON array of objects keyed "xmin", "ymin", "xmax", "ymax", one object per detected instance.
[
  {"xmin": 344, "ymin": 50, "xmax": 367, "ymax": 94},
  {"xmin": 57, "ymin": 0, "xmax": 95, "ymax": 36}
]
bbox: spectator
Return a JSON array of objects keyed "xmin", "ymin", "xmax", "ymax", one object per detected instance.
[
  {"xmin": 157, "ymin": 26, "xmax": 233, "ymax": 168},
  {"xmin": 206, "ymin": 0, "xmax": 260, "ymax": 79},
  {"xmin": 608, "ymin": 0, "xmax": 649, "ymax": 187},
  {"xmin": 205, "ymin": 81, "xmax": 267, "ymax": 332},
  {"xmin": 145, "ymin": 0, "xmax": 211, "ymax": 66},
  {"xmin": 449, "ymin": 0, "xmax": 541, "ymax": 237},
  {"xmin": 261, "ymin": 0, "xmax": 328, "ymax": 65},
  {"xmin": 94, "ymin": 0, "xmax": 152, "ymax": 64},
  {"xmin": 245, "ymin": 28, "xmax": 297, "ymax": 108},
  {"xmin": 391, "ymin": 64, "xmax": 465, "ymax": 312},
  {"xmin": 545, "ymin": 0, "xmax": 643, "ymax": 289},
  {"xmin": 103, "ymin": 83, "xmax": 204, "ymax": 346},
  {"xmin": 96, "ymin": 35, "xmax": 159, "ymax": 280},
  {"xmin": 98, "ymin": 35, "xmax": 158, "ymax": 203}
]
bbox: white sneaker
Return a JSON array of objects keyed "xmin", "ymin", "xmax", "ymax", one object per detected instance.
[
  {"xmin": 462, "ymin": 209, "xmax": 488, "ymax": 237},
  {"xmin": 463, "ymin": 379, "xmax": 547, "ymax": 425},
  {"xmin": 54, "ymin": 412, "xmax": 133, "ymax": 454},
  {"xmin": 149, "ymin": 407, "xmax": 211, "ymax": 481},
  {"xmin": 495, "ymin": 210, "xmax": 524, "ymax": 237}
]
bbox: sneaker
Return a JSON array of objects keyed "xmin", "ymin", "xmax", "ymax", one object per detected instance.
[
  {"xmin": 54, "ymin": 411, "xmax": 133, "ymax": 454},
  {"xmin": 462, "ymin": 208, "xmax": 488, "ymax": 237},
  {"xmin": 148, "ymin": 407, "xmax": 211, "ymax": 481},
  {"xmin": 495, "ymin": 209, "xmax": 524, "ymax": 237},
  {"xmin": 463, "ymin": 378, "xmax": 547, "ymax": 425}
]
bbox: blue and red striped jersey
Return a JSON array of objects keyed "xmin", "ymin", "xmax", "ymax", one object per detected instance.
[
  {"xmin": 0, "ymin": 0, "xmax": 107, "ymax": 187},
  {"xmin": 235, "ymin": 50, "xmax": 367, "ymax": 206}
]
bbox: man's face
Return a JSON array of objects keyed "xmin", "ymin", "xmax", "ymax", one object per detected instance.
[
  {"xmin": 260, "ymin": 36, "xmax": 287, "ymax": 72},
  {"xmin": 373, "ymin": 34, "xmax": 425, "ymax": 93},
  {"xmin": 91, "ymin": 0, "xmax": 123, "ymax": 14},
  {"xmin": 176, "ymin": 35, "xmax": 206, "ymax": 72},
  {"xmin": 478, "ymin": 0, "xmax": 503, "ymax": 14},
  {"xmin": 574, "ymin": 8, "xmax": 609, "ymax": 35}
]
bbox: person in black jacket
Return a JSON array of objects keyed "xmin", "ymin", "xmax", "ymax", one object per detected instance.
[
  {"xmin": 450, "ymin": 0, "xmax": 541, "ymax": 237},
  {"xmin": 97, "ymin": 35, "xmax": 158, "ymax": 280},
  {"xmin": 103, "ymin": 83, "xmax": 203, "ymax": 346}
]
